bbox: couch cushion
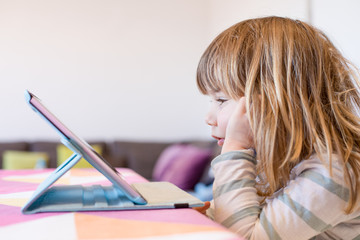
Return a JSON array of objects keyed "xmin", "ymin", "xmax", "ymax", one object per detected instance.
[
  {"xmin": 3, "ymin": 150, "xmax": 49, "ymax": 169},
  {"xmin": 0, "ymin": 142, "xmax": 29, "ymax": 168},
  {"xmin": 112, "ymin": 141, "xmax": 171, "ymax": 179},
  {"xmin": 152, "ymin": 144, "xmax": 212, "ymax": 190},
  {"xmin": 127, "ymin": 142, "xmax": 172, "ymax": 179},
  {"xmin": 107, "ymin": 141, "xmax": 134, "ymax": 168}
]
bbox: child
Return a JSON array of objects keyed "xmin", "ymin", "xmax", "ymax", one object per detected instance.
[{"xmin": 196, "ymin": 16, "xmax": 360, "ymax": 239}]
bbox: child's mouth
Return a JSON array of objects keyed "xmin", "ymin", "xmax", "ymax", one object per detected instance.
[{"xmin": 212, "ymin": 136, "xmax": 225, "ymax": 146}]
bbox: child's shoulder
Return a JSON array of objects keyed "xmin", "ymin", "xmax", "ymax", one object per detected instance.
[{"xmin": 290, "ymin": 153, "xmax": 345, "ymax": 182}]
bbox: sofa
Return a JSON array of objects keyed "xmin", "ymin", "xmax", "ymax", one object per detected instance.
[{"xmin": 0, "ymin": 140, "xmax": 220, "ymax": 191}]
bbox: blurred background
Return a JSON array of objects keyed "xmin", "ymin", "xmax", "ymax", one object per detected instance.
[{"xmin": 0, "ymin": 0, "xmax": 359, "ymax": 142}]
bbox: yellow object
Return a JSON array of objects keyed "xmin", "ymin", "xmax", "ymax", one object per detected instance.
[
  {"xmin": 3, "ymin": 151, "xmax": 49, "ymax": 169},
  {"xmin": 56, "ymin": 144, "xmax": 102, "ymax": 168}
]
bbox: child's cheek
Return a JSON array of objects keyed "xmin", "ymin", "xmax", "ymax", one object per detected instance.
[{"xmin": 217, "ymin": 108, "xmax": 233, "ymax": 134}]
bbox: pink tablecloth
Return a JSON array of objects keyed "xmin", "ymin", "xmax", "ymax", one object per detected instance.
[{"xmin": 0, "ymin": 168, "xmax": 243, "ymax": 240}]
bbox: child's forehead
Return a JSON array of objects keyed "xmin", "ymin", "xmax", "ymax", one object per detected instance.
[
  {"xmin": 208, "ymin": 90, "xmax": 226, "ymax": 96},
  {"xmin": 202, "ymin": 78, "xmax": 227, "ymax": 92},
  {"xmin": 203, "ymin": 85, "xmax": 225, "ymax": 95}
]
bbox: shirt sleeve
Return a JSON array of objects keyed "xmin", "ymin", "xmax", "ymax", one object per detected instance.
[{"xmin": 211, "ymin": 150, "xmax": 352, "ymax": 240}]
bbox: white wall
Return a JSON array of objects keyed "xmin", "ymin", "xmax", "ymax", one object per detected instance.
[
  {"xmin": 311, "ymin": 0, "xmax": 360, "ymax": 70},
  {"xmin": 208, "ymin": 0, "xmax": 309, "ymax": 40},
  {"xmin": 0, "ymin": 0, "xmax": 211, "ymax": 141},
  {"xmin": 1, "ymin": 0, "xmax": 357, "ymax": 143}
]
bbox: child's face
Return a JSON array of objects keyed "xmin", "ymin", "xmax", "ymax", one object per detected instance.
[{"xmin": 205, "ymin": 91, "xmax": 237, "ymax": 146}]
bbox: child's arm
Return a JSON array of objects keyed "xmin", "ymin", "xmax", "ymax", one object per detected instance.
[
  {"xmin": 211, "ymin": 150, "xmax": 357, "ymax": 239},
  {"xmin": 212, "ymin": 98, "xmax": 359, "ymax": 239}
]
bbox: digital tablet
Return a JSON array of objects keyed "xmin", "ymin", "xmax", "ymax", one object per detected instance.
[{"xmin": 24, "ymin": 90, "xmax": 147, "ymax": 205}]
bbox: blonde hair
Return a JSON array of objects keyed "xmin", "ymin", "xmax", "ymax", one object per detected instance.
[{"xmin": 197, "ymin": 16, "xmax": 360, "ymax": 213}]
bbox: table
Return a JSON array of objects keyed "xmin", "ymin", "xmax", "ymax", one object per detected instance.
[{"xmin": 0, "ymin": 168, "xmax": 242, "ymax": 240}]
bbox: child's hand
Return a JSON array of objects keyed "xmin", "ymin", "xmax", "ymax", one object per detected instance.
[
  {"xmin": 193, "ymin": 201, "xmax": 210, "ymax": 215},
  {"xmin": 222, "ymin": 97, "xmax": 254, "ymax": 154}
]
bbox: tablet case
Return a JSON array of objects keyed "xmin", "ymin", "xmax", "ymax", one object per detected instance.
[
  {"xmin": 22, "ymin": 138, "xmax": 204, "ymax": 214},
  {"xmin": 22, "ymin": 91, "xmax": 204, "ymax": 214}
]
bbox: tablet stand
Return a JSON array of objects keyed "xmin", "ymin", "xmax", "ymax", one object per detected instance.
[{"xmin": 21, "ymin": 138, "xmax": 83, "ymax": 213}]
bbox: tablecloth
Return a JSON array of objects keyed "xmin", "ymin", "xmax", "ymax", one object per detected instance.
[{"xmin": 0, "ymin": 168, "xmax": 243, "ymax": 240}]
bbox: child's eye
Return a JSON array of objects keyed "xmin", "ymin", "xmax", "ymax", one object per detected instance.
[{"xmin": 216, "ymin": 98, "xmax": 228, "ymax": 105}]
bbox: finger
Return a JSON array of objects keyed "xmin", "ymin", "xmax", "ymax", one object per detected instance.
[
  {"xmin": 230, "ymin": 97, "xmax": 247, "ymax": 121},
  {"xmin": 237, "ymin": 96, "xmax": 247, "ymax": 114},
  {"xmin": 193, "ymin": 201, "xmax": 210, "ymax": 214}
]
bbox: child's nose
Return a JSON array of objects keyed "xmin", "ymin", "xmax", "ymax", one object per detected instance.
[{"xmin": 205, "ymin": 112, "xmax": 217, "ymax": 126}]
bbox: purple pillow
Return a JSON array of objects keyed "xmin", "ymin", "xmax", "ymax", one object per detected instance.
[{"xmin": 152, "ymin": 144, "xmax": 212, "ymax": 190}]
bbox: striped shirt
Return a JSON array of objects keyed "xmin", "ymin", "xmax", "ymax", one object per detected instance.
[{"xmin": 208, "ymin": 149, "xmax": 360, "ymax": 239}]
